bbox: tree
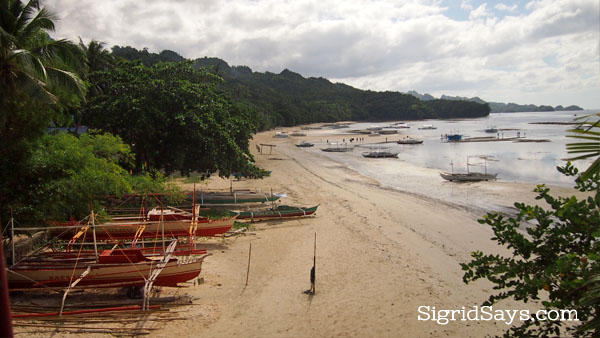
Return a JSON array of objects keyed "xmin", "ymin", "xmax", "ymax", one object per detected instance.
[
  {"xmin": 83, "ymin": 60, "xmax": 262, "ymax": 178},
  {"xmin": 0, "ymin": 0, "xmax": 85, "ymax": 220},
  {"xmin": 12, "ymin": 132, "xmax": 175, "ymax": 222},
  {"xmin": 461, "ymin": 114, "xmax": 600, "ymax": 337}
]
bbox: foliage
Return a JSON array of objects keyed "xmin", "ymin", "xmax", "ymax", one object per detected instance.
[
  {"xmin": 108, "ymin": 47, "xmax": 491, "ymax": 130},
  {"xmin": 461, "ymin": 115, "xmax": 600, "ymax": 337},
  {"xmin": 9, "ymin": 132, "xmax": 176, "ymax": 222},
  {"xmin": 83, "ymin": 59, "xmax": 262, "ymax": 178},
  {"xmin": 566, "ymin": 113, "xmax": 600, "ymax": 182},
  {"xmin": 0, "ymin": 0, "xmax": 86, "ymax": 221}
]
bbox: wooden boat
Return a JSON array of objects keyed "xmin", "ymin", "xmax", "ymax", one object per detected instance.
[
  {"xmin": 295, "ymin": 141, "xmax": 314, "ymax": 147},
  {"xmin": 440, "ymin": 157, "xmax": 497, "ymax": 182},
  {"xmin": 440, "ymin": 172, "xmax": 497, "ymax": 182},
  {"xmin": 234, "ymin": 205, "xmax": 319, "ymax": 222},
  {"xmin": 397, "ymin": 137, "xmax": 423, "ymax": 144},
  {"xmin": 446, "ymin": 134, "xmax": 462, "ymax": 141},
  {"xmin": 485, "ymin": 126, "xmax": 498, "ymax": 133},
  {"xmin": 50, "ymin": 214, "xmax": 236, "ymax": 240},
  {"xmin": 7, "ymin": 248, "xmax": 210, "ymax": 290},
  {"xmin": 321, "ymin": 144, "xmax": 353, "ymax": 152},
  {"xmin": 192, "ymin": 190, "xmax": 280, "ymax": 205},
  {"xmin": 362, "ymin": 151, "xmax": 398, "ymax": 158}
]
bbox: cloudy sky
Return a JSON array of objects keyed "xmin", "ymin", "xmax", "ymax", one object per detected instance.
[{"xmin": 49, "ymin": 0, "xmax": 599, "ymax": 108}]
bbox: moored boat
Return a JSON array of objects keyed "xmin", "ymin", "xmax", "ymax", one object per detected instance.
[
  {"xmin": 397, "ymin": 137, "xmax": 423, "ymax": 144},
  {"xmin": 362, "ymin": 150, "xmax": 398, "ymax": 158},
  {"xmin": 439, "ymin": 172, "xmax": 497, "ymax": 182},
  {"xmin": 295, "ymin": 141, "xmax": 314, "ymax": 147},
  {"xmin": 234, "ymin": 205, "xmax": 319, "ymax": 222}
]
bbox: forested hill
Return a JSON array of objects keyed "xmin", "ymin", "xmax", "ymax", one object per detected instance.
[
  {"xmin": 407, "ymin": 91, "xmax": 583, "ymax": 113},
  {"xmin": 112, "ymin": 46, "xmax": 490, "ymax": 129}
]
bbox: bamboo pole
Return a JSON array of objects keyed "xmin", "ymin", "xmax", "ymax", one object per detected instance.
[
  {"xmin": 245, "ymin": 243, "xmax": 252, "ymax": 286},
  {"xmin": 0, "ymin": 230, "xmax": 14, "ymax": 338},
  {"xmin": 313, "ymin": 232, "xmax": 317, "ymax": 293},
  {"xmin": 10, "ymin": 207, "xmax": 15, "ymax": 266},
  {"xmin": 90, "ymin": 205, "xmax": 98, "ymax": 260}
]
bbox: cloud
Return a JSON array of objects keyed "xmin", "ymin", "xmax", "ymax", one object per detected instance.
[
  {"xmin": 495, "ymin": 3, "xmax": 518, "ymax": 12},
  {"xmin": 47, "ymin": 0, "xmax": 599, "ymax": 108}
]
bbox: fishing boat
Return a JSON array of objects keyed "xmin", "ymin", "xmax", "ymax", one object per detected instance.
[
  {"xmin": 295, "ymin": 141, "xmax": 314, "ymax": 147},
  {"xmin": 7, "ymin": 247, "xmax": 210, "ymax": 290},
  {"xmin": 191, "ymin": 189, "xmax": 281, "ymax": 205},
  {"xmin": 234, "ymin": 205, "xmax": 319, "ymax": 222},
  {"xmin": 485, "ymin": 126, "xmax": 498, "ymax": 133},
  {"xmin": 50, "ymin": 214, "xmax": 237, "ymax": 240},
  {"xmin": 397, "ymin": 137, "xmax": 423, "ymax": 144},
  {"xmin": 440, "ymin": 172, "xmax": 497, "ymax": 181},
  {"xmin": 362, "ymin": 150, "xmax": 398, "ymax": 158},
  {"xmin": 445, "ymin": 134, "xmax": 462, "ymax": 141},
  {"xmin": 418, "ymin": 124, "xmax": 437, "ymax": 130},
  {"xmin": 273, "ymin": 131, "xmax": 289, "ymax": 138},
  {"xmin": 321, "ymin": 144, "xmax": 353, "ymax": 152},
  {"xmin": 440, "ymin": 157, "xmax": 497, "ymax": 182}
]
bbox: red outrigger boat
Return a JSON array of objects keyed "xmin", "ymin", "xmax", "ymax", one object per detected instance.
[
  {"xmin": 49, "ymin": 207, "xmax": 236, "ymax": 240},
  {"xmin": 7, "ymin": 247, "xmax": 210, "ymax": 290}
]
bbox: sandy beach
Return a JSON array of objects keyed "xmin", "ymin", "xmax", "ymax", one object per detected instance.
[{"xmin": 12, "ymin": 127, "xmax": 588, "ymax": 337}]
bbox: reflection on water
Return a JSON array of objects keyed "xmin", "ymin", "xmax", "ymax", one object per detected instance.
[{"xmin": 307, "ymin": 111, "xmax": 595, "ymax": 187}]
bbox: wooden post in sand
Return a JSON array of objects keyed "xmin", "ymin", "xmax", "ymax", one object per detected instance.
[
  {"xmin": 313, "ymin": 232, "xmax": 316, "ymax": 293},
  {"xmin": 245, "ymin": 243, "xmax": 252, "ymax": 286}
]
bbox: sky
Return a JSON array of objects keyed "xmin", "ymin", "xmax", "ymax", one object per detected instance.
[{"xmin": 48, "ymin": 0, "xmax": 599, "ymax": 109}]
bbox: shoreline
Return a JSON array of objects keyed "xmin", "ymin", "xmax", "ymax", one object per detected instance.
[
  {"xmin": 12, "ymin": 127, "xmax": 588, "ymax": 337},
  {"xmin": 160, "ymin": 128, "xmax": 585, "ymax": 337}
]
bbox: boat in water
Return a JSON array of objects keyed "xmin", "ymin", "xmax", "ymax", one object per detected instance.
[
  {"xmin": 445, "ymin": 134, "xmax": 462, "ymax": 142},
  {"xmin": 485, "ymin": 126, "xmax": 498, "ymax": 133},
  {"xmin": 397, "ymin": 137, "xmax": 423, "ymax": 144},
  {"xmin": 439, "ymin": 172, "xmax": 497, "ymax": 182},
  {"xmin": 440, "ymin": 157, "xmax": 497, "ymax": 182},
  {"xmin": 362, "ymin": 150, "xmax": 398, "ymax": 158},
  {"xmin": 321, "ymin": 143, "xmax": 353, "ymax": 152},
  {"xmin": 418, "ymin": 124, "xmax": 437, "ymax": 130},
  {"xmin": 295, "ymin": 141, "xmax": 314, "ymax": 147}
]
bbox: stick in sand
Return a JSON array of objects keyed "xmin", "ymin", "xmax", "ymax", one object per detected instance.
[
  {"xmin": 304, "ymin": 232, "xmax": 316, "ymax": 295},
  {"xmin": 245, "ymin": 243, "xmax": 252, "ymax": 286}
]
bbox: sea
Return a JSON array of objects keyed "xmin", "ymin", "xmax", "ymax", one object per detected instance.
[{"xmin": 282, "ymin": 110, "xmax": 596, "ymax": 213}]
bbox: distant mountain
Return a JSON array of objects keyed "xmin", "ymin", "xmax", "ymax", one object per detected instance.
[
  {"xmin": 407, "ymin": 91, "xmax": 583, "ymax": 113},
  {"xmin": 111, "ymin": 47, "xmax": 491, "ymax": 129}
]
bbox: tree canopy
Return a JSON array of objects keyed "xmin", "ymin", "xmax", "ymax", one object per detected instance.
[{"xmin": 83, "ymin": 60, "xmax": 262, "ymax": 178}]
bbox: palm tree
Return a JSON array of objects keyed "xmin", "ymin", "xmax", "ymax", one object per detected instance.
[
  {"xmin": 566, "ymin": 112, "xmax": 600, "ymax": 181},
  {"xmin": 0, "ymin": 0, "xmax": 85, "ymax": 109},
  {"xmin": 78, "ymin": 38, "xmax": 114, "ymax": 75}
]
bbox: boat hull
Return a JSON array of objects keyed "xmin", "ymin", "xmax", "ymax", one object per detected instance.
[
  {"xmin": 50, "ymin": 217, "xmax": 236, "ymax": 240},
  {"xmin": 236, "ymin": 205, "xmax": 319, "ymax": 221},
  {"xmin": 7, "ymin": 253, "xmax": 210, "ymax": 290},
  {"xmin": 440, "ymin": 172, "xmax": 497, "ymax": 182}
]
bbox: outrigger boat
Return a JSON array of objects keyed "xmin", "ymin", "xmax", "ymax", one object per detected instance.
[
  {"xmin": 440, "ymin": 157, "xmax": 497, "ymax": 182},
  {"xmin": 362, "ymin": 150, "xmax": 398, "ymax": 158},
  {"xmin": 50, "ymin": 213, "xmax": 237, "ymax": 240},
  {"xmin": 233, "ymin": 205, "xmax": 319, "ymax": 222},
  {"xmin": 7, "ymin": 246, "xmax": 210, "ymax": 290},
  {"xmin": 397, "ymin": 137, "xmax": 423, "ymax": 144},
  {"xmin": 190, "ymin": 189, "xmax": 280, "ymax": 205}
]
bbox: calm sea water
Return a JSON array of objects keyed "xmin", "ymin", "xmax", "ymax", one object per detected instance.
[{"xmin": 303, "ymin": 110, "xmax": 596, "ymax": 187}]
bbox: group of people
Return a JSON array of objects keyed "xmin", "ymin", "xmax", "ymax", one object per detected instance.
[{"xmin": 326, "ymin": 137, "xmax": 365, "ymax": 144}]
